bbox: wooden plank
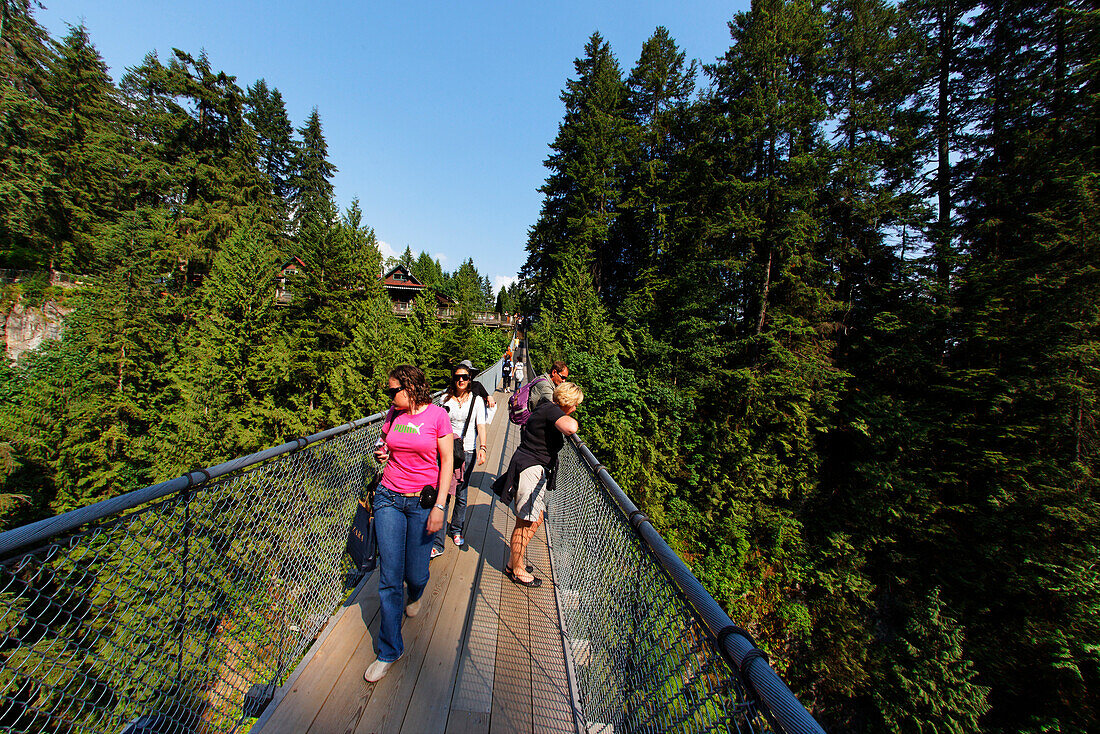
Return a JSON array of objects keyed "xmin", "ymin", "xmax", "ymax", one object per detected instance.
[
  {"xmin": 445, "ymin": 393, "xmax": 514, "ymax": 734},
  {"xmin": 399, "ymin": 480, "xmax": 496, "ymax": 732},
  {"xmin": 251, "ymin": 577, "xmax": 374, "ymax": 732},
  {"xmin": 359, "ymin": 544, "xmax": 463, "ymax": 734},
  {"xmin": 259, "ymin": 577, "xmax": 382, "ymax": 733},
  {"xmin": 352, "ymin": 395, "xmax": 513, "ymax": 734},
  {"xmin": 444, "ymin": 709, "xmax": 490, "ymax": 732},
  {"xmin": 526, "ymin": 528, "xmax": 576, "ymax": 733},
  {"xmin": 489, "ymin": 440, "xmax": 533, "ymax": 734}
]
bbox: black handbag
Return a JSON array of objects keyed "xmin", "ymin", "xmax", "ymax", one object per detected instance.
[{"xmin": 347, "ymin": 474, "xmax": 380, "ymax": 574}]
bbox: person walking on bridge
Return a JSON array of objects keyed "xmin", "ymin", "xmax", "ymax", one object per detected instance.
[
  {"xmin": 494, "ymin": 381, "xmax": 583, "ymax": 587},
  {"xmin": 501, "ymin": 355, "xmax": 513, "ymax": 392},
  {"xmin": 513, "ymin": 360, "xmax": 525, "ymax": 390},
  {"xmin": 432, "ymin": 360, "xmax": 489, "ymax": 559},
  {"xmin": 365, "ymin": 365, "xmax": 453, "ymax": 683}
]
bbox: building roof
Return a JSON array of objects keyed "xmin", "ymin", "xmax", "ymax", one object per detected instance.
[
  {"xmin": 281, "ymin": 256, "xmax": 308, "ymax": 272},
  {"xmin": 381, "ymin": 265, "xmax": 426, "ymax": 290}
]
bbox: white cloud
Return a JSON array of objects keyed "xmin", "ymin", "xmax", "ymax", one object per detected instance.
[
  {"xmin": 432, "ymin": 252, "xmax": 449, "ymax": 265},
  {"xmin": 377, "ymin": 240, "xmax": 400, "ymax": 261},
  {"xmin": 493, "ymin": 275, "xmax": 517, "ymax": 293}
]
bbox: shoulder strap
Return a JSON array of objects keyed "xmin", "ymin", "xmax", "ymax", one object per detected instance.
[
  {"xmin": 381, "ymin": 406, "xmax": 398, "ymax": 435},
  {"xmin": 459, "ymin": 396, "xmax": 476, "ymax": 439}
]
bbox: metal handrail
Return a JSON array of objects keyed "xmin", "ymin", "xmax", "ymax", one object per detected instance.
[
  {"xmin": 0, "ymin": 413, "xmax": 383, "ymax": 561},
  {"xmin": 0, "ymin": 352, "xmax": 514, "ymax": 561},
  {"xmin": 565, "ymin": 434, "xmax": 826, "ymax": 734}
]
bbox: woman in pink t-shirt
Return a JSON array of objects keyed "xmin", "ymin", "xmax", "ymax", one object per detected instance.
[{"xmin": 363, "ymin": 365, "xmax": 453, "ymax": 683}]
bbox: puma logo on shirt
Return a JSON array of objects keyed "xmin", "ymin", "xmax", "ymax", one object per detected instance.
[{"xmin": 392, "ymin": 422, "xmax": 425, "ymax": 435}]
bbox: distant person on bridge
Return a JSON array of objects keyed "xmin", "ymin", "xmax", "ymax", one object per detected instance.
[
  {"xmin": 513, "ymin": 360, "xmax": 525, "ymax": 389},
  {"xmin": 501, "ymin": 355, "xmax": 513, "ymax": 392},
  {"xmin": 494, "ymin": 381, "xmax": 583, "ymax": 587},
  {"xmin": 365, "ymin": 365, "xmax": 453, "ymax": 683},
  {"xmin": 529, "ymin": 360, "xmax": 569, "ymax": 410},
  {"xmin": 432, "ymin": 360, "xmax": 489, "ymax": 559}
]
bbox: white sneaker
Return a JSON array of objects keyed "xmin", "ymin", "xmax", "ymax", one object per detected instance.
[
  {"xmin": 405, "ymin": 598, "xmax": 421, "ymax": 618},
  {"xmin": 364, "ymin": 658, "xmax": 394, "ymax": 682}
]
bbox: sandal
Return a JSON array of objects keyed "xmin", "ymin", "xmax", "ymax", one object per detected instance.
[{"xmin": 504, "ymin": 566, "xmax": 542, "ymax": 588}]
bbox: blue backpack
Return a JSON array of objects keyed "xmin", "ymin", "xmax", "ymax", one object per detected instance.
[{"xmin": 508, "ymin": 375, "xmax": 549, "ymax": 425}]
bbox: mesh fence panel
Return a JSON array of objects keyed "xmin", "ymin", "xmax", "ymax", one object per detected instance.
[
  {"xmin": 0, "ymin": 353, "xmax": 507, "ymax": 734},
  {"xmin": 0, "ymin": 421, "xmax": 384, "ymax": 734},
  {"xmin": 547, "ymin": 444, "xmax": 771, "ymax": 734}
]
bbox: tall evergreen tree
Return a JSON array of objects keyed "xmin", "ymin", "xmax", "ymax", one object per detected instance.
[
  {"xmin": 55, "ymin": 220, "xmax": 166, "ymax": 509},
  {"xmin": 44, "ymin": 24, "xmax": 131, "ymax": 271},
  {"xmin": 245, "ymin": 79, "xmax": 295, "ymax": 209},
  {"xmin": 935, "ymin": 1, "xmax": 1100, "ymax": 727},
  {"xmin": 0, "ymin": 0, "xmax": 57, "ymax": 268},
  {"xmin": 289, "ymin": 108, "xmax": 337, "ymax": 241},
  {"xmin": 614, "ymin": 27, "xmax": 697, "ymax": 320},
  {"xmin": 523, "ymin": 32, "xmax": 630, "ymax": 299}
]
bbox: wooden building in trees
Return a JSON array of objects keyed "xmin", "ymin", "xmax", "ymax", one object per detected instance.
[
  {"xmin": 275, "ymin": 256, "xmax": 307, "ymax": 305},
  {"xmin": 381, "ymin": 265, "xmax": 426, "ymax": 309}
]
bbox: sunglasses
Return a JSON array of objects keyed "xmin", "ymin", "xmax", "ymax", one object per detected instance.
[
  {"xmin": 385, "ymin": 386, "xmax": 401, "ymax": 398},
  {"xmin": 454, "ymin": 373, "xmax": 471, "ymax": 382}
]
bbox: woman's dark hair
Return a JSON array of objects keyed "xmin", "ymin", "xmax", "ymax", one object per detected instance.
[{"xmin": 389, "ymin": 364, "xmax": 432, "ymax": 408}]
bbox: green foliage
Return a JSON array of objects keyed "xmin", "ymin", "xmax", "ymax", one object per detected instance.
[{"xmin": 523, "ymin": 7, "xmax": 1099, "ymax": 732}]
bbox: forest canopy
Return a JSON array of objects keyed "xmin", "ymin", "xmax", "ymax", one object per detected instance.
[
  {"xmin": 1, "ymin": 0, "xmax": 1098, "ymax": 731},
  {"xmin": 0, "ymin": 1, "xmax": 510, "ymax": 529},
  {"xmin": 520, "ymin": 3, "xmax": 1099, "ymax": 733}
]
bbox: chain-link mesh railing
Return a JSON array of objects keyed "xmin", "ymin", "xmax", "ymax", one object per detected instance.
[
  {"xmin": 546, "ymin": 435, "xmax": 825, "ymax": 734},
  {"xmin": 510, "ymin": 329, "xmax": 822, "ymax": 734},
  {"xmin": 0, "ymin": 355, "xmax": 506, "ymax": 734},
  {"xmin": 547, "ymin": 443, "xmax": 763, "ymax": 734}
]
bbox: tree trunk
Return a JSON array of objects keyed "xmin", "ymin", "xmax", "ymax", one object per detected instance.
[
  {"xmin": 934, "ymin": 0, "xmax": 955, "ymax": 296},
  {"xmin": 756, "ymin": 245, "xmax": 773, "ymax": 336}
]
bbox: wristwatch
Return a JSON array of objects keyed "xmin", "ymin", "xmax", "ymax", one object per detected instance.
[{"xmin": 433, "ymin": 503, "xmax": 446, "ymax": 512}]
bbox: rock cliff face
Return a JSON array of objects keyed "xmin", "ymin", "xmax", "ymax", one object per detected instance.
[{"xmin": 4, "ymin": 298, "xmax": 73, "ymax": 362}]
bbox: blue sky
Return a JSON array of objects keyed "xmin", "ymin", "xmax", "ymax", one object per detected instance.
[{"xmin": 36, "ymin": 1, "xmax": 747, "ymax": 294}]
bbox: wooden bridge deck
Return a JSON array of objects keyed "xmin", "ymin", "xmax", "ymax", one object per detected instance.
[{"xmin": 252, "ymin": 390, "xmax": 578, "ymax": 734}]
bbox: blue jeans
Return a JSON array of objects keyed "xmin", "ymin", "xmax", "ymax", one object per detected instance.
[
  {"xmin": 433, "ymin": 450, "xmax": 475, "ymax": 552},
  {"xmin": 373, "ymin": 485, "xmax": 434, "ymax": 662}
]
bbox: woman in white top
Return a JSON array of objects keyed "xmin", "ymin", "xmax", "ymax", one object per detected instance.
[
  {"xmin": 513, "ymin": 360, "xmax": 525, "ymax": 389},
  {"xmin": 433, "ymin": 361, "xmax": 490, "ymax": 557}
]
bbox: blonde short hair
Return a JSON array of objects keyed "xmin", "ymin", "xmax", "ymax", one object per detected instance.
[{"xmin": 553, "ymin": 381, "xmax": 584, "ymax": 410}]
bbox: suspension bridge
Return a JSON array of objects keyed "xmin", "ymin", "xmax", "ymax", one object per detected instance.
[{"xmin": 0, "ymin": 350, "xmax": 825, "ymax": 734}]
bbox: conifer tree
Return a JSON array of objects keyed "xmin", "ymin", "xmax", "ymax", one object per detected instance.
[
  {"xmin": 524, "ymin": 32, "xmax": 630, "ymax": 298},
  {"xmin": 615, "ymin": 27, "xmax": 696, "ymax": 320},
  {"xmin": 55, "ymin": 220, "xmax": 166, "ymax": 509},
  {"xmin": 936, "ymin": 1, "xmax": 1100, "ymax": 726},
  {"xmin": 245, "ymin": 79, "xmax": 295, "ymax": 217},
  {"xmin": 152, "ymin": 224, "xmax": 282, "ymax": 475},
  {"xmin": 0, "ymin": 0, "xmax": 57, "ymax": 268},
  {"xmin": 413, "ymin": 250, "xmax": 444, "ymax": 289},
  {"xmin": 44, "ymin": 24, "xmax": 131, "ymax": 271},
  {"xmin": 903, "ymin": 0, "xmax": 976, "ymax": 298},
  {"xmin": 289, "ymin": 108, "xmax": 337, "ymax": 241}
]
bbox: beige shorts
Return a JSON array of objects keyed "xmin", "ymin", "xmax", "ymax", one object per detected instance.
[{"xmin": 513, "ymin": 465, "xmax": 547, "ymax": 522}]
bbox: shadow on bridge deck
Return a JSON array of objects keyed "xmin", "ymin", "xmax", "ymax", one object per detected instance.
[{"xmin": 252, "ymin": 389, "xmax": 577, "ymax": 734}]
